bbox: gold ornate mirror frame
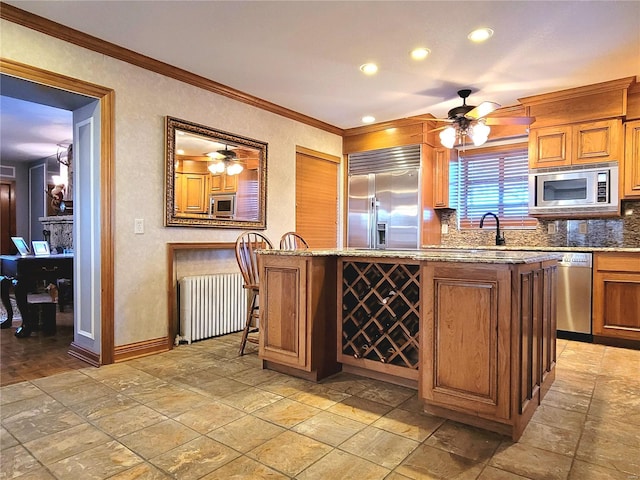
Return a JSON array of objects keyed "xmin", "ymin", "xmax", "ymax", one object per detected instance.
[{"xmin": 165, "ymin": 116, "xmax": 267, "ymax": 229}]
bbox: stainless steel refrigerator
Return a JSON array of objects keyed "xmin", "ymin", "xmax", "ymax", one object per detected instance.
[{"xmin": 347, "ymin": 169, "xmax": 420, "ymax": 249}]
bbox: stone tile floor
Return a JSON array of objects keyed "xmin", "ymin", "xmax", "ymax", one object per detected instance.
[{"xmin": 1, "ymin": 334, "xmax": 639, "ymax": 479}]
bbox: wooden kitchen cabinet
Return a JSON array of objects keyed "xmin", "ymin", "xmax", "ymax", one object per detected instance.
[
  {"xmin": 593, "ymin": 252, "xmax": 640, "ymax": 345},
  {"xmin": 210, "ymin": 173, "xmax": 238, "ymax": 193},
  {"xmin": 421, "ymin": 259, "xmax": 556, "ymax": 440},
  {"xmin": 174, "ymin": 173, "xmax": 208, "ymax": 213},
  {"xmin": 434, "ymin": 148, "xmax": 457, "ymax": 208},
  {"xmin": 623, "ymin": 120, "xmax": 640, "ymax": 198},
  {"xmin": 529, "ymin": 125, "xmax": 571, "ymax": 168},
  {"xmin": 529, "ymin": 119, "xmax": 622, "ymax": 169},
  {"xmin": 259, "ymin": 253, "xmax": 339, "ymax": 381}
]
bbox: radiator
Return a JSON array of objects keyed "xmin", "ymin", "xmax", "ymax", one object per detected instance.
[{"xmin": 178, "ymin": 273, "xmax": 247, "ymax": 344}]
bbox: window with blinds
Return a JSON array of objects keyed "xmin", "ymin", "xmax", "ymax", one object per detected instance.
[{"xmin": 456, "ymin": 143, "xmax": 537, "ymax": 229}]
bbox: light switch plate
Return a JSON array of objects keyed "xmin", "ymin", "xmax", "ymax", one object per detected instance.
[
  {"xmin": 547, "ymin": 223, "xmax": 557, "ymax": 234},
  {"xmin": 441, "ymin": 224, "xmax": 449, "ymax": 234},
  {"xmin": 134, "ymin": 218, "xmax": 144, "ymax": 234}
]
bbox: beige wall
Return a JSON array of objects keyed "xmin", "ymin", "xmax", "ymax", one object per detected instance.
[{"xmin": 1, "ymin": 20, "xmax": 343, "ymax": 346}]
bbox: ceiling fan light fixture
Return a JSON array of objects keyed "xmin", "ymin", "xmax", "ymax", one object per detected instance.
[
  {"xmin": 440, "ymin": 126, "xmax": 457, "ymax": 149},
  {"xmin": 208, "ymin": 161, "xmax": 225, "ymax": 174},
  {"xmin": 468, "ymin": 28, "xmax": 494, "ymax": 43},
  {"xmin": 471, "ymin": 120, "xmax": 490, "ymax": 146},
  {"xmin": 359, "ymin": 63, "xmax": 378, "ymax": 75},
  {"xmin": 226, "ymin": 162, "xmax": 244, "ymax": 176},
  {"xmin": 410, "ymin": 48, "xmax": 430, "ymax": 60}
]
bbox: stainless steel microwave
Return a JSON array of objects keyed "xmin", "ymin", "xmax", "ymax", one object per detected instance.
[
  {"xmin": 209, "ymin": 194, "xmax": 236, "ymax": 217},
  {"xmin": 528, "ymin": 162, "xmax": 619, "ymax": 215}
]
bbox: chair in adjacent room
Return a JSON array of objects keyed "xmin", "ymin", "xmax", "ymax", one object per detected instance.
[
  {"xmin": 279, "ymin": 231, "xmax": 309, "ymax": 250},
  {"xmin": 235, "ymin": 231, "xmax": 273, "ymax": 355}
]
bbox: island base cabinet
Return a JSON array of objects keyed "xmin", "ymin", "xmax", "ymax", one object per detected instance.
[
  {"xmin": 420, "ymin": 261, "xmax": 556, "ymax": 441},
  {"xmin": 259, "ymin": 254, "xmax": 340, "ymax": 381}
]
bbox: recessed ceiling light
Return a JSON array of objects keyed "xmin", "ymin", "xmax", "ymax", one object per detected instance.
[
  {"xmin": 468, "ymin": 28, "xmax": 494, "ymax": 43},
  {"xmin": 362, "ymin": 115, "xmax": 376, "ymax": 124},
  {"xmin": 410, "ymin": 48, "xmax": 430, "ymax": 60},
  {"xmin": 177, "ymin": 149, "xmax": 185, "ymax": 155},
  {"xmin": 360, "ymin": 63, "xmax": 378, "ymax": 75}
]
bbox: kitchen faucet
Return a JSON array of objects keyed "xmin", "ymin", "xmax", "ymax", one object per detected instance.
[{"xmin": 479, "ymin": 212, "xmax": 506, "ymax": 245}]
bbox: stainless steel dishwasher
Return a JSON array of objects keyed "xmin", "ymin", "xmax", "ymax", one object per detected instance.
[{"xmin": 556, "ymin": 252, "xmax": 593, "ymax": 339}]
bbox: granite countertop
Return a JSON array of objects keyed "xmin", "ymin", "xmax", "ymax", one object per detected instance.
[
  {"xmin": 421, "ymin": 245, "xmax": 640, "ymax": 253},
  {"xmin": 259, "ymin": 248, "xmax": 560, "ymax": 264}
]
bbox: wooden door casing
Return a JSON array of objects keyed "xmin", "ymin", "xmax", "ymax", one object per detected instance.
[
  {"xmin": 295, "ymin": 147, "xmax": 339, "ymax": 248},
  {"xmin": 0, "ymin": 181, "xmax": 17, "ymax": 255}
]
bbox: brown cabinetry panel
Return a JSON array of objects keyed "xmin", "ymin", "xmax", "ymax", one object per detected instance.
[
  {"xmin": 624, "ymin": 120, "xmax": 640, "ymax": 198},
  {"xmin": 434, "ymin": 148, "xmax": 456, "ymax": 208},
  {"xmin": 529, "ymin": 120, "xmax": 622, "ymax": 169},
  {"xmin": 421, "ymin": 260, "xmax": 556, "ymax": 440},
  {"xmin": 259, "ymin": 254, "xmax": 339, "ymax": 380},
  {"xmin": 422, "ymin": 263, "xmax": 510, "ymax": 421},
  {"xmin": 593, "ymin": 252, "xmax": 640, "ymax": 344},
  {"xmin": 261, "ymin": 257, "xmax": 307, "ymax": 369},
  {"xmin": 573, "ymin": 119, "xmax": 621, "ymax": 164},
  {"xmin": 210, "ymin": 174, "xmax": 237, "ymax": 193},
  {"xmin": 175, "ymin": 173, "xmax": 208, "ymax": 213},
  {"xmin": 529, "ymin": 126, "xmax": 571, "ymax": 168},
  {"xmin": 433, "ymin": 278, "xmax": 497, "ymax": 402}
]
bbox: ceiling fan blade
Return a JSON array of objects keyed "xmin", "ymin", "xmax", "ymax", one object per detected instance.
[
  {"xmin": 427, "ymin": 125, "xmax": 451, "ymax": 133},
  {"xmin": 466, "ymin": 101, "xmax": 501, "ymax": 119},
  {"xmin": 413, "ymin": 116, "xmax": 452, "ymax": 123},
  {"xmin": 484, "ymin": 116, "xmax": 536, "ymax": 126}
]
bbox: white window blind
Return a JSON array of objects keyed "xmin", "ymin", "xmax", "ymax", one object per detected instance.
[{"xmin": 457, "ymin": 143, "xmax": 537, "ymax": 229}]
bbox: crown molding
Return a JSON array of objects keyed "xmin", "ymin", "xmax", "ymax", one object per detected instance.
[{"xmin": 0, "ymin": 2, "xmax": 344, "ymax": 136}]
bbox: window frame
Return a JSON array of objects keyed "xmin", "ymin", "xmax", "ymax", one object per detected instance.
[{"xmin": 455, "ymin": 142, "xmax": 537, "ymax": 230}]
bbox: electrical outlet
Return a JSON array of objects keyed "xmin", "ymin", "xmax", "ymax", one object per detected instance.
[
  {"xmin": 578, "ymin": 222, "xmax": 588, "ymax": 234},
  {"xmin": 441, "ymin": 224, "xmax": 449, "ymax": 234},
  {"xmin": 547, "ymin": 223, "xmax": 557, "ymax": 234},
  {"xmin": 134, "ymin": 218, "xmax": 144, "ymax": 234}
]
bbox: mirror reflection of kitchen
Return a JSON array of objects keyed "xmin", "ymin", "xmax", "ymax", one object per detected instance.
[{"xmin": 174, "ymin": 129, "xmax": 261, "ymax": 221}]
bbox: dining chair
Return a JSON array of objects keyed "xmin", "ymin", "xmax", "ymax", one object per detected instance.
[
  {"xmin": 279, "ymin": 231, "xmax": 309, "ymax": 250},
  {"xmin": 235, "ymin": 231, "xmax": 273, "ymax": 355}
]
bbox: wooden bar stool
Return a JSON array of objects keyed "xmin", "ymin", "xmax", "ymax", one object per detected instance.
[
  {"xmin": 235, "ymin": 231, "xmax": 273, "ymax": 355},
  {"xmin": 279, "ymin": 232, "xmax": 309, "ymax": 250}
]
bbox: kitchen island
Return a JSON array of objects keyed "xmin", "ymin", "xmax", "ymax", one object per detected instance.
[{"xmin": 257, "ymin": 249, "xmax": 558, "ymax": 441}]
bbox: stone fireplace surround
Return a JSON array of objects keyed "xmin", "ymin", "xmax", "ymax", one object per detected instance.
[{"xmin": 39, "ymin": 215, "xmax": 73, "ymax": 253}]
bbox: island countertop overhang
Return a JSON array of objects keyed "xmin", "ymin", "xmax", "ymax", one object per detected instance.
[{"xmin": 258, "ymin": 248, "xmax": 560, "ymax": 264}]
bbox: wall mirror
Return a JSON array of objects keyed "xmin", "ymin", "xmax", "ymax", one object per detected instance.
[{"xmin": 165, "ymin": 116, "xmax": 267, "ymax": 229}]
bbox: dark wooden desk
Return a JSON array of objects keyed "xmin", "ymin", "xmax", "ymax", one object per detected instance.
[{"xmin": 0, "ymin": 254, "xmax": 74, "ymax": 337}]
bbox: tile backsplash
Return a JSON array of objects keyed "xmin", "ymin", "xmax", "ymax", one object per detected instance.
[{"xmin": 437, "ymin": 200, "xmax": 640, "ymax": 248}]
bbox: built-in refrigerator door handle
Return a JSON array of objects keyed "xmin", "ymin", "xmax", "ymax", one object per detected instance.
[{"xmin": 369, "ymin": 196, "xmax": 377, "ymax": 248}]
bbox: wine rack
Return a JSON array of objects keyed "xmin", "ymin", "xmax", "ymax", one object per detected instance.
[{"xmin": 340, "ymin": 259, "xmax": 420, "ymax": 377}]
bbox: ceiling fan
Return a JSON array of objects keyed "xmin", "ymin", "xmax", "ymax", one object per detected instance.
[
  {"xmin": 206, "ymin": 146, "xmax": 244, "ymax": 175},
  {"xmin": 429, "ymin": 89, "xmax": 535, "ymax": 148}
]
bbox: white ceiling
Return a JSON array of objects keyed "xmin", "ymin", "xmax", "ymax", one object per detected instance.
[{"xmin": 2, "ymin": 1, "xmax": 640, "ymax": 162}]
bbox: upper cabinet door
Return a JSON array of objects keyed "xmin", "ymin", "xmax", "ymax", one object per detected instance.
[
  {"xmin": 624, "ymin": 120, "xmax": 640, "ymax": 198},
  {"xmin": 573, "ymin": 119, "xmax": 622, "ymax": 165},
  {"xmin": 529, "ymin": 126, "xmax": 571, "ymax": 169},
  {"xmin": 529, "ymin": 119, "xmax": 622, "ymax": 169},
  {"xmin": 434, "ymin": 148, "xmax": 455, "ymax": 208}
]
